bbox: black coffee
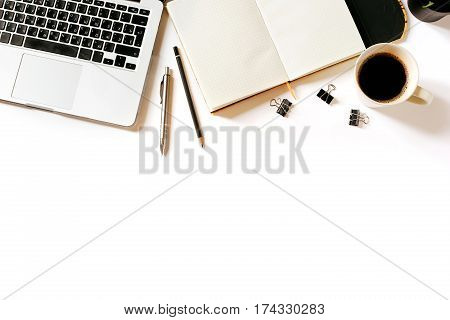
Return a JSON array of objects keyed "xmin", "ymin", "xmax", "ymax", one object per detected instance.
[{"xmin": 358, "ymin": 53, "xmax": 407, "ymax": 102}]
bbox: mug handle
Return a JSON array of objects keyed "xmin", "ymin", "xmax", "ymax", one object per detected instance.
[{"xmin": 408, "ymin": 86, "xmax": 433, "ymax": 105}]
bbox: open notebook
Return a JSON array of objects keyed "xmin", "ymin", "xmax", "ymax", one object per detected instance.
[{"xmin": 167, "ymin": 0, "xmax": 406, "ymax": 112}]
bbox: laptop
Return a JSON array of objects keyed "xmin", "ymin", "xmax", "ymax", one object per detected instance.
[{"xmin": 0, "ymin": 0, "xmax": 163, "ymax": 127}]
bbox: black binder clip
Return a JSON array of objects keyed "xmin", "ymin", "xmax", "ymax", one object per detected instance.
[
  {"xmin": 317, "ymin": 84, "xmax": 336, "ymax": 105},
  {"xmin": 349, "ymin": 109, "xmax": 370, "ymax": 127},
  {"xmin": 270, "ymin": 98, "xmax": 293, "ymax": 117}
]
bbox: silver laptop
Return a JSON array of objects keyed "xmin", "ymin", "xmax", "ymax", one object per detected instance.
[{"xmin": 0, "ymin": 0, "xmax": 163, "ymax": 127}]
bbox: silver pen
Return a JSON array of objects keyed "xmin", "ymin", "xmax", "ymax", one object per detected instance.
[{"xmin": 160, "ymin": 67, "xmax": 171, "ymax": 155}]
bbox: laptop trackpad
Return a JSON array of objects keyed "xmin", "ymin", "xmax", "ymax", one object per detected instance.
[{"xmin": 12, "ymin": 54, "xmax": 82, "ymax": 110}]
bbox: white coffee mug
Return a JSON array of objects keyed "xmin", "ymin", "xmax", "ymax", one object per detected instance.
[{"xmin": 355, "ymin": 43, "xmax": 433, "ymax": 108}]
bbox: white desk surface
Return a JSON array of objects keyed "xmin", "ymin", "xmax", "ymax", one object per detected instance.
[{"xmin": 1, "ymin": 2, "xmax": 449, "ymax": 318}]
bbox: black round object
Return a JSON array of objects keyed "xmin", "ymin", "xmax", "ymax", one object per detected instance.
[
  {"xmin": 358, "ymin": 53, "xmax": 408, "ymax": 103},
  {"xmin": 408, "ymin": 0, "xmax": 450, "ymax": 22}
]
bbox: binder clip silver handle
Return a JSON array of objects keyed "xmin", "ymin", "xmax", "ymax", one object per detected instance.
[
  {"xmin": 270, "ymin": 98, "xmax": 282, "ymax": 108},
  {"xmin": 270, "ymin": 98, "xmax": 293, "ymax": 117},
  {"xmin": 317, "ymin": 84, "xmax": 336, "ymax": 105},
  {"xmin": 349, "ymin": 109, "xmax": 370, "ymax": 127}
]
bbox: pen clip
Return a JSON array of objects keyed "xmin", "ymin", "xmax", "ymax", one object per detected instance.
[{"xmin": 160, "ymin": 77, "xmax": 164, "ymax": 105}]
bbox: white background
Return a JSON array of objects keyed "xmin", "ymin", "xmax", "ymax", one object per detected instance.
[{"xmin": 1, "ymin": 1, "xmax": 449, "ymax": 318}]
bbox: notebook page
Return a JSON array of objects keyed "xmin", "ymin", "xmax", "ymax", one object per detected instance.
[
  {"xmin": 255, "ymin": 0, "xmax": 366, "ymax": 81},
  {"xmin": 167, "ymin": 0, "xmax": 288, "ymax": 112}
]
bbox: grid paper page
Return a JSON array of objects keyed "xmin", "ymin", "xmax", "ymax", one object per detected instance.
[
  {"xmin": 168, "ymin": 0, "xmax": 288, "ymax": 111},
  {"xmin": 256, "ymin": 0, "xmax": 366, "ymax": 80}
]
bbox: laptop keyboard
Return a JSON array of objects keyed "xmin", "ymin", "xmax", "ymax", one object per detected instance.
[{"xmin": 0, "ymin": 0, "xmax": 151, "ymax": 70}]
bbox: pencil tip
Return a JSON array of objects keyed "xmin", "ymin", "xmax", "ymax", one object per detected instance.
[{"xmin": 199, "ymin": 136, "xmax": 205, "ymax": 148}]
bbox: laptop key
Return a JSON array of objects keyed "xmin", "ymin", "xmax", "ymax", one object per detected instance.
[
  {"xmin": 123, "ymin": 34, "xmax": 133, "ymax": 45},
  {"xmin": 87, "ymin": 5, "xmax": 97, "ymax": 16},
  {"xmin": 44, "ymin": 0, "xmax": 55, "ymax": 7},
  {"xmin": 57, "ymin": 21, "xmax": 68, "ymax": 31},
  {"xmin": 70, "ymin": 34, "xmax": 80, "ymax": 45},
  {"xmin": 103, "ymin": 41, "xmax": 113, "ymax": 52},
  {"xmin": 112, "ymin": 21, "xmax": 122, "ymax": 32},
  {"xmin": 100, "ymin": 29, "xmax": 111, "ymax": 40},
  {"xmin": 17, "ymin": 24, "xmax": 27, "ymax": 34},
  {"xmin": 104, "ymin": 2, "xmax": 114, "ymax": 9},
  {"xmin": 92, "ymin": 39, "xmax": 102, "ymax": 49},
  {"xmin": 134, "ymin": 26, "xmax": 144, "ymax": 35},
  {"xmin": 89, "ymin": 27, "xmax": 99, "ymax": 38},
  {"xmin": 131, "ymin": 15, "xmax": 147, "ymax": 26},
  {"xmin": 4, "ymin": 0, "xmax": 15, "ymax": 10},
  {"xmin": 34, "ymin": 0, "xmax": 44, "ymax": 5},
  {"xmin": 103, "ymin": 57, "xmax": 113, "ymax": 65},
  {"xmin": 79, "ymin": 25, "xmax": 89, "ymax": 35},
  {"xmin": 15, "ymin": 3, "xmax": 26, "ymax": 12},
  {"xmin": 123, "ymin": 24, "xmax": 133, "ymax": 34},
  {"xmin": 0, "ymin": 21, "xmax": 6, "ymax": 30},
  {"xmin": 25, "ymin": 14, "xmax": 36, "ymax": 24},
  {"xmin": 47, "ymin": 8, "xmax": 57, "ymax": 18},
  {"xmin": 114, "ymin": 54, "xmax": 125, "ymax": 67},
  {"xmin": 111, "ymin": 32, "xmax": 122, "ymax": 43},
  {"xmin": 92, "ymin": 50, "xmax": 102, "ymax": 62},
  {"xmin": 27, "ymin": 26, "xmax": 37, "ymax": 36},
  {"xmin": 78, "ymin": 47, "xmax": 92, "ymax": 60},
  {"xmin": 68, "ymin": 23, "xmax": 78, "ymax": 33},
  {"xmin": 120, "ymin": 12, "xmax": 130, "ymax": 23},
  {"xmin": 79, "ymin": 14, "xmax": 89, "ymax": 24},
  {"xmin": 134, "ymin": 34, "xmax": 142, "ymax": 47},
  {"xmin": 98, "ymin": 7, "xmax": 108, "ymax": 18},
  {"xmin": 139, "ymin": 9, "xmax": 149, "ymax": 16},
  {"xmin": 4, "ymin": 10, "xmax": 14, "ymax": 20},
  {"xmin": 128, "ymin": 7, "xmax": 138, "ymax": 14},
  {"xmin": 76, "ymin": 3, "xmax": 87, "ymax": 14},
  {"xmin": 36, "ymin": 17, "xmax": 46, "ymax": 27},
  {"xmin": 0, "ymin": 31, "xmax": 11, "ymax": 43},
  {"xmin": 116, "ymin": 4, "xmax": 126, "ymax": 11},
  {"xmin": 49, "ymin": 30, "xmax": 59, "ymax": 41},
  {"xmin": 46, "ymin": 19, "xmax": 57, "ymax": 29},
  {"xmin": 36, "ymin": 6, "xmax": 46, "ymax": 16},
  {"xmin": 81, "ymin": 37, "xmax": 91, "ymax": 47},
  {"xmin": 66, "ymin": 1, "xmax": 76, "ymax": 11},
  {"xmin": 59, "ymin": 32, "xmax": 70, "ymax": 43},
  {"xmin": 57, "ymin": 10, "xmax": 68, "ymax": 20},
  {"xmin": 25, "ymin": 4, "xmax": 36, "ymax": 14},
  {"xmin": 14, "ymin": 13, "xmax": 25, "ymax": 23},
  {"xmin": 24, "ymin": 36, "xmax": 79, "ymax": 57},
  {"xmin": 93, "ymin": 0, "xmax": 103, "ymax": 6},
  {"xmin": 109, "ymin": 9, "xmax": 119, "ymax": 20},
  {"xmin": 90, "ymin": 17, "xmax": 100, "ymax": 27},
  {"xmin": 6, "ymin": 22, "xmax": 16, "ymax": 32},
  {"xmin": 68, "ymin": 12, "xmax": 78, "ymax": 22},
  {"xmin": 100, "ymin": 19, "xmax": 111, "ymax": 29},
  {"xmin": 125, "ymin": 63, "xmax": 135, "ymax": 70},
  {"xmin": 38, "ymin": 29, "xmax": 48, "ymax": 38},
  {"xmin": 115, "ymin": 44, "xmax": 139, "ymax": 58},
  {"xmin": 55, "ymin": 0, "xmax": 66, "ymax": 9}
]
